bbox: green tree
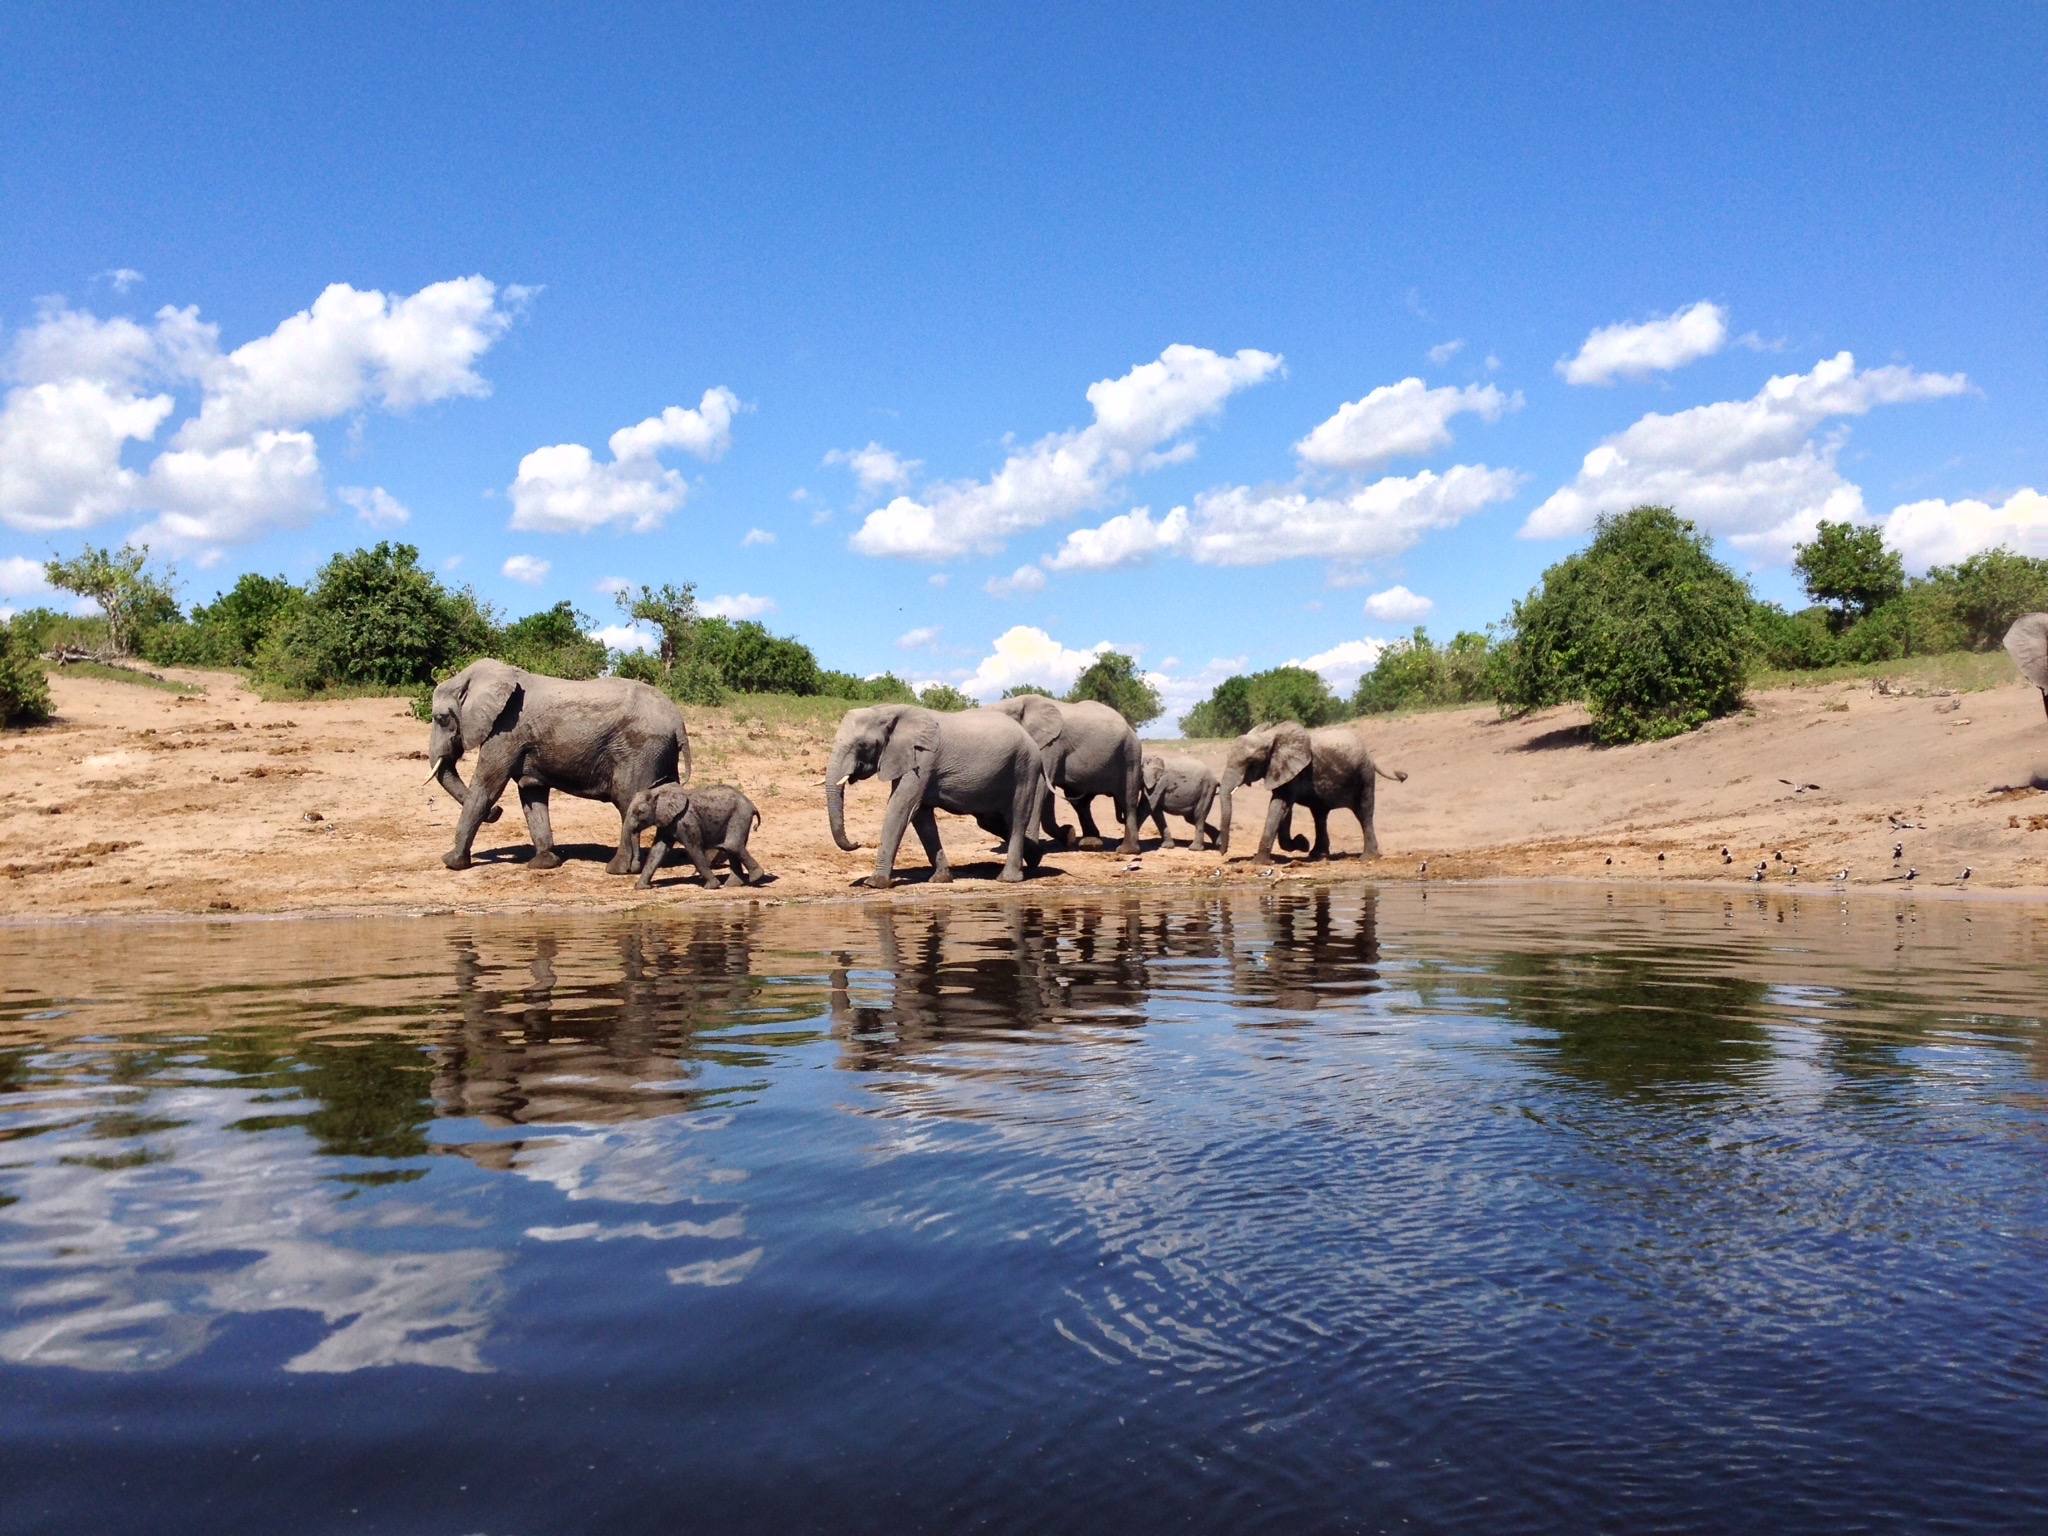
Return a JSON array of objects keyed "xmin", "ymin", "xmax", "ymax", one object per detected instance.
[
  {"xmin": 1792, "ymin": 520, "xmax": 1905, "ymax": 630},
  {"xmin": 254, "ymin": 542, "xmax": 493, "ymax": 693},
  {"xmin": 1246, "ymin": 665, "xmax": 1346, "ymax": 727},
  {"xmin": 695, "ymin": 617, "xmax": 822, "ymax": 694},
  {"xmin": 612, "ymin": 582, "xmax": 724, "ymax": 703},
  {"xmin": 43, "ymin": 543, "xmax": 182, "ymax": 655},
  {"xmin": 1065, "ymin": 651, "xmax": 1163, "ymax": 728},
  {"xmin": 1929, "ymin": 549, "xmax": 2048, "ymax": 650},
  {"xmin": 1352, "ymin": 628, "xmax": 1497, "ymax": 714},
  {"xmin": 916, "ymin": 683, "xmax": 974, "ymax": 711},
  {"xmin": 1179, "ymin": 674, "xmax": 1252, "ymax": 737},
  {"xmin": 1494, "ymin": 505, "xmax": 1751, "ymax": 744},
  {"xmin": 147, "ymin": 572, "xmax": 302, "ymax": 668},
  {"xmin": 0, "ymin": 619, "xmax": 53, "ymax": 726},
  {"xmin": 498, "ymin": 601, "xmax": 608, "ymax": 679},
  {"xmin": 818, "ymin": 669, "xmax": 917, "ymax": 703},
  {"xmin": 1001, "ymin": 682, "xmax": 1056, "ymax": 698}
]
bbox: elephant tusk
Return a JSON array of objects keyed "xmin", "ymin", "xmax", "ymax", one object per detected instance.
[
  {"xmin": 834, "ymin": 775, "xmax": 850, "ymax": 787},
  {"xmin": 423, "ymin": 758, "xmax": 446, "ymax": 786}
]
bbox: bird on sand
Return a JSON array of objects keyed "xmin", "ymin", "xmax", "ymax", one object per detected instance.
[
  {"xmin": 1959, "ymin": 867, "xmax": 1972, "ymax": 881},
  {"xmin": 1894, "ymin": 842, "xmax": 1904, "ymax": 861},
  {"xmin": 1834, "ymin": 869, "xmax": 1851, "ymax": 881}
]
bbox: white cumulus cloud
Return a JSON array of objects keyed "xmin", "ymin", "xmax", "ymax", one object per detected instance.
[
  {"xmin": 1525, "ymin": 351, "xmax": 1971, "ymax": 559},
  {"xmin": 985, "ymin": 564, "xmax": 1048, "ymax": 598},
  {"xmin": 0, "ymin": 555, "xmax": 51, "ymax": 597},
  {"xmin": 1427, "ymin": 339, "xmax": 1465, "ymax": 366},
  {"xmin": 897, "ymin": 625, "xmax": 941, "ymax": 649},
  {"xmin": 508, "ymin": 387, "xmax": 740, "ymax": 534},
  {"xmin": 1286, "ymin": 639, "xmax": 1387, "ymax": 691},
  {"xmin": 849, "ymin": 344, "xmax": 1282, "ymax": 561},
  {"xmin": 0, "ymin": 279, "xmax": 522, "ymax": 550},
  {"xmin": 962, "ymin": 625, "xmax": 1114, "ymax": 700},
  {"xmin": 337, "ymin": 485, "xmax": 410, "ymax": 527},
  {"xmin": 1363, "ymin": 585, "xmax": 1434, "ymax": 622},
  {"xmin": 502, "ymin": 554, "xmax": 551, "ymax": 585},
  {"xmin": 1042, "ymin": 505, "xmax": 1190, "ymax": 572},
  {"xmin": 1880, "ymin": 488, "xmax": 2048, "ymax": 571},
  {"xmin": 701, "ymin": 592, "xmax": 775, "ymax": 620},
  {"xmin": 824, "ymin": 442, "xmax": 920, "ymax": 497},
  {"xmin": 1556, "ymin": 301, "xmax": 1730, "ymax": 386},
  {"xmin": 1182, "ymin": 464, "xmax": 1523, "ymax": 566},
  {"xmin": 587, "ymin": 623, "xmax": 657, "ymax": 653},
  {"xmin": 1149, "ymin": 655, "xmax": 1250, "ymax": 729},
  {"xmin": 741, "ymin": 527, "xmax": 775, "ymax": 546},
  {"xmin": 1294, "ymin": 378, "xmax": 1519, "ymax": 473}
]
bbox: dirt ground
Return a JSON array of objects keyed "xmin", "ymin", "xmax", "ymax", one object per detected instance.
[{"xmin": 4, "ymin": 664, "xmax": 2047, "ymax": 920}]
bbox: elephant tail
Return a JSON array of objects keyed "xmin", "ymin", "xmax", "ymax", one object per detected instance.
[
  {"xmin": 677, "ymin": 725, "xmax": 694, "ymax": 784},
  {"xmin": 1378, "ymin": 763, "xmax": 1408, "ymax": 783}
]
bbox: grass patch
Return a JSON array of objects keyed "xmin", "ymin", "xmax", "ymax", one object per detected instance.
[
  {"xmin": 1749, "ymin": 649, "xmax": 2018, "ymax": 694},
  {"xmin": 708, "ymin": 693, "xmax": 874, "ymax": 732},
  {"xmin": 48, "ymin": 660, "xmax": 205, "ymax": 695}
]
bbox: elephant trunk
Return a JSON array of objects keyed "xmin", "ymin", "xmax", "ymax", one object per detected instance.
[
  {"xmin": 826, "ymin": 744, "xmax": 860, "ymax": 851},
  {"xmin": 432, "ymin": 758, "xmax": 473, "ymax": 806},
  {"xmin": 1216, "ymin": 764, "xmax": 1243, "ymax": 853}
]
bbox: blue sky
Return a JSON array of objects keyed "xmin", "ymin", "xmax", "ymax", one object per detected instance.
[{"xmin": 3, "ymin": 2, "xmax": 2042, "ymax": 721}]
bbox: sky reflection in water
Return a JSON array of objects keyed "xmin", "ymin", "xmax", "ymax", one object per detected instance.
[{"xmin": 1, "ymin": 888, "xmax": 2045, "ymax": 1534}]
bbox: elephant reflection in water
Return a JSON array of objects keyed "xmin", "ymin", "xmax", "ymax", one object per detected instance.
[
  {"xmin": 433, "ymin": 917, "xmax": 774, "ymax": 1142},
  {"xmin": 1215, "ymin": 888, "xmax": 1384, "ymax": 1017}
]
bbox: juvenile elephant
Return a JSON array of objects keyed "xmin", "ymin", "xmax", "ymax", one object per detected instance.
[
  {"xmin": 427, "ymin": 658, "xmax": 691, "ymax": 874},
  {"xmin": 626, "ymin": 783, "xmax": 767, "ymax": 889},
  {"xmin": 1139, "ymin": 752, "xmax": 1222, "ymax": 849},
  {"xmin": 826, "ymin": 704, "xmax": 1049, "ymax": 888},
  {"xmin": 992, "ymin": 694, "xmax": 1143, "ymax": 853},
  {"xmin": 1217, "ymin": 720, "xmax": 1407, "ymax": 864}
]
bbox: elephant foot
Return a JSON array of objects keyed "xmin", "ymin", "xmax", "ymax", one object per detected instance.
[
  {"xmin": 855, "ymin": 873, "xmax": 893, "ymax": 890},
  {"xmin": 483, "ymin": 806, "xmax": 504, "ymax": 824},
  {"xmin": 1078, "ymin": 835, "xmax": 1104, "ymax": 852},
  {"xmin": 997, "ymin": 864, "xmax": 1027, "ymax": 883},
  {"xmin": 442, "ymin": 850, "xmax": 472, "ymax": 871},
  {"xmin": 929, "ymin": 865, "xmax": 954, "ymax": 884},
  {"xmin": 529, "ymin": 849, "xmax": 563, "ymax": 871},
  {"xmin": 604, "ymin": 856, "xmax": 636, "ymax": 875},
  {"xmin": 1118, "ymin": 842, "xmax": 1141, "ymax": 856}
]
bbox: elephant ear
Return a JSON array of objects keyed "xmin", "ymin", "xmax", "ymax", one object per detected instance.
[
  {"xmin": 2004, "ymin": 612, "xmax": 2048, "ymax": 689},
  {"xmin": 1263, "ymin": 722, "xmax": 1313, "ymax": 790},
  {"xmin": 1003, "ymin": 693, "xmax": 1065, "ymax": 750},
  {"xmin": 458, "ymin": 662, "xmax": 522, "ymax": 743},
  {"xmin": 1142, "ymin": 756, "xmax": 1163, "ymax": 793},
  {"xmin": 877, "ymin": 708, "xmax": 941, "ymax": 783},
  {"xmin": 656, "ymin": 784, "xmax": 691, "ymax": 829}
]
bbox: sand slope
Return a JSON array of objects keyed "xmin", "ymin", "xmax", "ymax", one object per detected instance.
[{"xmin": 3, "ymin": 666, "xmax": 2046, "ymax": 919}]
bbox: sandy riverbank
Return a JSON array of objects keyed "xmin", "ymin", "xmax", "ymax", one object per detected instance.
[{"xmin": 4, "ymin": 665, "xmax": 2047, "ymax": 920}]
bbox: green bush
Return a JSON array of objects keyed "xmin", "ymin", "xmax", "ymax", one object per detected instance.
[
  {"xmin": 1180, "ymin": 675, "xmax": 1252, "ymax": 737},
  {"xmin": 1352, "ymin": 628, "xmax": 1496, "ymax": 714},
  {"xmin": 43, "ymin": 543, "xmax": 182, "ymax": 656},
  {"xmin": 253, "ymin": 542, "xmax": 494, "ymax": 694},
  {"xmin": 818, "ymin": 670, "xmax": 918, "ymax": 704},
  {"xmin": 1833, "ymin": 582, "xmax": 1966, "ymax": 662},
  {"xmin": 145, "ymin": 572, "xmax": 300, "ymax": 668},
  {"xmin": 1792, "ymin": 520, "xmax": 1904, "ymax": 629},
  {"xmin": 1247, "ymin": 666, "xmax": 1347, "ymax": 727},
  {"xmin": 1000, "ymin": 683, "xmax": 1056, "ymax": 699},
  {"xmin": 0, "ymin": 619, "xmax": 53, "ymax": 726},
  {"xmin": 1495, "ymin": 505, "xmax": 1751, "ymax": 744},
  {"xmin": 6, "ymin": 606, "xmax": 109, "ymax": 655},
  {"xmin": 1928, "ymin": 549, "xmax": 2048, "ymax": 650},
  {"xmin": 1065, "ymin": 651, "xmax": 1163, "ymax": 728},
  {"xmin": 1748, "ymin": 603, "xmax": 1841, "ymax": 671},
  {"xmin": 916, "ymin": 683, "xmax": 974, "ymax": 711},
  {"xmin": 696, "ymin": 617, "xmax": 822, "ymax": 695},
  {"xmin": 497, "ymin": 601, "xmax": 608, "ymax": 680}
]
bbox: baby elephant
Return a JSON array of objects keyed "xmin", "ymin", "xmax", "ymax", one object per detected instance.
[
  {"xmin": 626, "ymin": 783, "xmax": 769, "ymax": 889},
  {"xmin": 1140, "ymin": 753, "xmax": 1222, "ymax": 849}
]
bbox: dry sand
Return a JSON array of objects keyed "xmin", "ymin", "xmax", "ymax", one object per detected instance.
[{"xmin": 4, "ymin": 664, "xmax": 2047, "ymax": 921}]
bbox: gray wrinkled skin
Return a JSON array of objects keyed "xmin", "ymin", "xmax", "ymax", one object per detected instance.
[
  {"xmin": 1139, "ymin": 752, "xmax": 1223, "ymax": 849},
  {"xmin": 626, "ymin": 783, "xmax": 768, "ymax": 889},
  {"xmin": 427, "ymin": 659, "xmax": 691, "ymax": 875},
  {"xmin": 992, "ymin": 695, "xmax": 1144, "ymax": 853},
  {"xmin": 825, "ymin": 704, "xmax": 1049, "ymax": 889},
  {"xmin": 1217, "ymin": 721, "xmax": 1407, "ymax": 864}
]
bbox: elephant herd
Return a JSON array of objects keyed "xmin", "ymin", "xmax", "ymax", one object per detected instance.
[{"xmin": 424, "ymin": 658, "xmax": 1407, "ymax": 892}]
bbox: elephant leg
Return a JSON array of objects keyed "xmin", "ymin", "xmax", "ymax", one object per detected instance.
[
  {"xmin": 444, "ymin": 753, "xmax": 515, "ymax": 870},
  {"xmin": 1111, "ymin": 791, "xmax": 1140, "ymax": 854},
  {"xmin": 1253, "ymin": 795, "xmax": 1292, "ymax": 866},
  {"xmin": 867, "ymin": 780, "xmax": 921, "ymax": 889},
  {"xmin": 1360, "ymin": 780, "xmax": 1381, "ymax": 859},
  {"xmin": 636, "ymin": 836, "xmax": 672, "ymax": 889},
  {"xmin": 911, "ymin": 805, "xmax": 952, "ymax": 883},
  {"xmin": 519, "ymin": 784, "xmax": 562, "ymax": 870},
  {"xmin": 1280, "ymin": 804, "xmax": 1310, "ymax": 854},
  {"xmin": 733, "ymin": 847, "xmax": 770, "ymax": 885},
  {"xmin": 1308, "ymin": 806, "xmax": 1332, "ymax": 861},
  {"xmin": 1002, "ymin": 771, "xmax": 1037, "ymax": 882},
  {"xmin": 607, "ymin": 801, "xmax": 641, "ymax": 875},
  {"xmin": 680, "ymin": 837, "xmax": 723, "ymax": 888},
  {"xmin": 1070, "ymin": 793, "xmax": 1105, "ymax": 851}
]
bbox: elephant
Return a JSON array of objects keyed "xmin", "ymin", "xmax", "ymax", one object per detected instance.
[
  {"xmin": 426, "ymin": 658, "xmax": 691, "ymax": 875},
  {"xmin": 992, "ymin": 694, "xmax": 1144, "ymax": 853},
  {"xmin": 1216, "ymin": 720, "xmax": 1407, "ymax": 864},
  {"xmin": 825, "ymin": 704, "xmax": 1050, "ymax": 888},
  {"xmin": 1139, "ymin": 752, "xmax": 1222, "ymax": 848},
  {"xmin": 2004, "ymin": 612, "xmax": 2048, "ymax": 719},
  {"xmin": 625, "ymin": 783, "xmax": 768, "ymax": 889}
]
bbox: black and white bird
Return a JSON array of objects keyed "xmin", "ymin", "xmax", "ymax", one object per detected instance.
[
  {"xmin": 1894, "ymin": 842, "xmax": 1904, "ymax": 861},
  {"xmin": 1959, "ymin": 866, "xmax": 1972, "ymax": 881},
  {"xmin": 1789, "ymin": 865, "xmax": 1799, "ymax": 877},
  {"xmin": 1906, "ymin": 867, "xmax": 1918, "ymax": 881},
  {"xmin": 1833, "ymin": 868, "xmax": 1851, "ymax": 881}
]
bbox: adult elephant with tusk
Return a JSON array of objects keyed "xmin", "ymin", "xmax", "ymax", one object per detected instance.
[
  {"xmin": 825, "ymin": 704, "xmax": 1050, "ymax": 888},
  {"xmin": 426, "ymin": 658, "xmax": 691, "ymax": 874},
  {"xmin": 991, "ymin": 694, "xmax": 1145, "ymax": 853},
  {"xmin": 1217, "ymin": 719, "xmax": 1407, "ymax": 864}
]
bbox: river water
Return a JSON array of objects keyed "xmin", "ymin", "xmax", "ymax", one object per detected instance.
[{"xmin": 2, "ymin": 886, "xmax": 2044, "ymax": 1534}]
